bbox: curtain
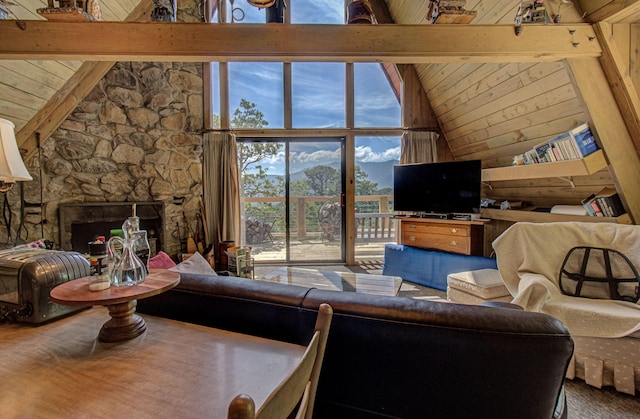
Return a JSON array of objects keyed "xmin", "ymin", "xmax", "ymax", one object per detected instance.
[
  {"xmin": 400, "ymin": 130, "xmax": 439, "ymax": 164},
  {"xmin": 203, "ymin": 132, "xmax": 241, "ymax": 255}
]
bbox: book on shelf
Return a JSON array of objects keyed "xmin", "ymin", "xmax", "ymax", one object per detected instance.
[
  {"xmin": 521, "ymin": 122, "xmax": 600, "ymax": 165},
  {"xmin": 569, "ymin": 123, "xmax": 599, "ymax": 158},
  {"xmin": 534, "ymin": 142, "xmax": 553, "ymax": 163},
  {"xmin": 523, "ymin": 148, "xmax": 539, "ymax": 165},
  {"xmin": 549, "ymin": 131, "xmax": 579, "ymax": 160},
  {"xmin": 580, "ymin": 193, "xmax": 597, "ymax": 216},
  {"xmin": 581, "ymin": 187, "xmax": 625, "ymax": 218}
]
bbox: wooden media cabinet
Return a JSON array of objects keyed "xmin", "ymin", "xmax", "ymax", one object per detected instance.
[{"xmin": 397, "ymin": 218, "xmax": 485, "ymax": 256}]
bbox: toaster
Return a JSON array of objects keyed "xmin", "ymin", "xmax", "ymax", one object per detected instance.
[{"xmin": 0, "ymin": 248, "xmax": 89, "ymax": 324}]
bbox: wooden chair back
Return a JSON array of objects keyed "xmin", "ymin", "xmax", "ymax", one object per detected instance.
[{"xmin": 228, "ymin": 303, "xmax": 333, "ymax": 419}]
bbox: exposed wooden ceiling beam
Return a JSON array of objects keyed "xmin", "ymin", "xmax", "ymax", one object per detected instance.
[
  {"xmin": 593, "ymin": 21, "xmax": 640, "ymax": 152},
  {"xmin": 0, "ymin": 22, "xmax": 601, "ymax": 63},
  {"xmin": 568, "ymin": 57, "xmax": 640, "ymax": 223},
  {"xmin": 369, "ymin": 0, "xmax": 395, "ymax": 24},
  {"xmin": 580, "ymin": 0, "xmax": 640, "ymax": 23},
  {"xmin": 16, "ymin": 0, "xmax": 155, "ymax": 160}
]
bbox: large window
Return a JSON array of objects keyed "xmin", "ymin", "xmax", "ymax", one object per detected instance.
[
  {"xmin": 208, "ymin": 0, "xmax": 403, "ymax": 262},
  {"xmin": 213, "ymin": 0, "xmax": 345, "ymax": 24},
  {"xmin": 292, "ymin": 63, "xmax": 345, "ymax": 128},
  {"xmin": 229, "ymin": 62, "xmax": 284, "ymax": 129},
  {"xmin": 355, "ymin": 64, "xmax": 401, "ymax": 128},
  {"xmin": 213, "ymin": 1, "xmax": 266, "ymax": 23},
  {"xmin": 290, "ymin": 0, "xmax": 345, "ymax": 23}
]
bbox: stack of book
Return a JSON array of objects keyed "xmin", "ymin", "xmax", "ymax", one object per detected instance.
[
  {"xmin": 523, "ymin": 123, "xmax": 600, "ymax": 165},
  {"xmin": 581, "ymin": 187, "xmax": 626, "ymax": 217}
]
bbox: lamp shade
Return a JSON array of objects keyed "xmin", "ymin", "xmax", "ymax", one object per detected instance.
[{"xmin": 0, "ymin": 118, "xmax": 32, "ymax": 182}]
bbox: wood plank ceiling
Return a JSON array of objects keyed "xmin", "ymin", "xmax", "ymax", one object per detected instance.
[{"xmin": 0, "ymin": 1, "xmax": 144, "ymax": 133}]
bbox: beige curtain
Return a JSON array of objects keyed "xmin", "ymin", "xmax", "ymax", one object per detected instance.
[
  {"xmin": 203, "ymin": 132, "xmax": 241, "ymax": 254},
  {"xmin": 400, "ymin": 130, "xmax": 439, "ymax": 164}
]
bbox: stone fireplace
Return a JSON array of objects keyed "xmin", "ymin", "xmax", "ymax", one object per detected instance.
[
  {"xmin": 9, "ymin": 5, "xmax": 205, "ymax": 254},
  {"xmin": 59, "ymin": 202, "xmax": 165, "ymax": 255}
]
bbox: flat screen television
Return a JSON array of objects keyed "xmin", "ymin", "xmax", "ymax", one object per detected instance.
[{"xmin": 393, "ymin": 160, "xmax": 482, "ymax": 215}]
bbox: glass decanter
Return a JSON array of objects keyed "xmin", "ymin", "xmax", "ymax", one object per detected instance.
[{"xmin": 108, "ymin": 217, "xmax": 149, "ymax": 286}]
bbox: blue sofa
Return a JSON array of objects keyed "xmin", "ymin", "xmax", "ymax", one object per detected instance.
[{"xmin": 382, "ymin": 244, "xmax": 498, "ymax": 290}]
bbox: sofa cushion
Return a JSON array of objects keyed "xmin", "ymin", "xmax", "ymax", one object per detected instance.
[
  {"xmin": 169, "ymin": 252, "xmax": 217, "ymax": 276},
  {"xmin": 447, "ymin": 269, "xmax": 510, "ymax": 299}
]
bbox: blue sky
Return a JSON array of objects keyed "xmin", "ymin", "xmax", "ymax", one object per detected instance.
[
  {"xmin": 254, "ymin": 137, "xmax": 401, "ymax": 176},
  {"xmin": 214, "ymin": 0, "xmax": 401, "ymax": 173}
]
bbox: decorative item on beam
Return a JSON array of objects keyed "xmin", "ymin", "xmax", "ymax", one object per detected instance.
[
  {"xmin": 347, "ymin": 0, "xmax": 375, "ymax": 24},
  {"xmin": 0, "ymin": 0, "xmax": 17, "ymax": 20},
  {"xmin": 151, "ymin": 0, "xmax": 177, "ymax": 22},
  {"xmin": 0, "ymin": 118, "xmax": 32, "ymax": 193},
  {"xmin": 426, "ymin": 1, "xmax": 476, "ymax": 24},
  {"xmin": 514, "ymin": 0, "xmax": 549, "ymax": 36},
  {"xmin": 247, "ymin": 0, "xmax": 275, "ymax": 7},
  {"xmin": 37, "ymin": 0, "xmax": 102, "ymax": 22},
  {"xmin": 552, "ymin": 0, "xmax": 574, "ymax": 23},
  {"xmin": 245, "ymin": 0, "xmax": 286, "ymax": 23}
]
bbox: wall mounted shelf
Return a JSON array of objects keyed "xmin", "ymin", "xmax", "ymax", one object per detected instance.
[
  {"xmin": 480, "ymin": 208, "xmax": 632, "ymax": 224},
  {"xmin": 481, "ymin": 150, "xmax": 608, "ymax": 182}
]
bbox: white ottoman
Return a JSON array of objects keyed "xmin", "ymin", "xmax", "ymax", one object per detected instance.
[{"xmin": 447, "ymin": 269, "xmax": 512, "ymax": 305}]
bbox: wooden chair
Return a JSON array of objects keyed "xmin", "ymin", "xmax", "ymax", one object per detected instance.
[{"xmin": 228, "ymin": 303, "xmax": 333, "ymax": 419}]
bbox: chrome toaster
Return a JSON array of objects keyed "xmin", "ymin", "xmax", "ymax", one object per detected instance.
[{"xmin": 0, "ymin": 248, "xmax": 89, "ymax": 324}]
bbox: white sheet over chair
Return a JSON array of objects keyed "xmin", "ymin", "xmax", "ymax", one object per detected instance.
[{"xmin": 493, "ymin": 222, "xmax": 640, "ymax": 338}]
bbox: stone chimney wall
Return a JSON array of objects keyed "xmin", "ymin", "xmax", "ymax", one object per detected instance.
[{"xmin": 5, "ymin": 2, "xmax": 205, "ymax": 257}]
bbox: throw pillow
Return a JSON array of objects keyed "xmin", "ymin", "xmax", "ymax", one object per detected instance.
[
  {"xmin": 148, "ymin": 251, "xmax": 177, "ymax": 269},
  {"xmin": 559, "ymin": 246, "xmax": 640, "ymax": 303},
  {"xmin": 169, "ymin": 252, "xmax": 218, "ymax": 276}
]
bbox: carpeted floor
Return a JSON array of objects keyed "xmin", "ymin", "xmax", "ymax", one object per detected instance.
[
  {"xmin": 256, "ymin": 263, "xmax": 640, "ymax": 417},
  {"xmin": 564, "ymin": 379, "xmax": 640, "ymax": 418}
]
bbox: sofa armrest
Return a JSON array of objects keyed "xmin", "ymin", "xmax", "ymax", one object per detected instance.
[{"xmin": 480, "ymin": 301, "xmax": 524, "ymax": 310}]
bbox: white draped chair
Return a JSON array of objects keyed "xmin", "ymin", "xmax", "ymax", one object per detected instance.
[{"xmin": 493, "ymin": 222, "xmax": 640, "ymax": 395}]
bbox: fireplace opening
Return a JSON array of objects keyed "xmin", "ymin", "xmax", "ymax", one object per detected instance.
[{"xmin": 59, "ymin": 202, "xmax": 165, "ymax": 255}]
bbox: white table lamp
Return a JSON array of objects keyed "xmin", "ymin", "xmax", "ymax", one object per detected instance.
[{"xmin": 0, "ymin": 118, "xmax": 32, "ymax": 192}]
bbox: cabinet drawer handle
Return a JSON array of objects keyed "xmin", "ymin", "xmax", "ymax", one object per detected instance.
[
  {"xmin": 451, "ymin": 228, "xmax": 457, "ymax": 233},
  {"xmin": 409, "ymin": 235, "xmax": 416, "ymax": 241},
  {"xmin": 450, "ymin": 240, "xmax": 458, "ymax": 246},
  {"xmin": 408, "ymin": 225, "xmax": 416, "ymax": 230}
]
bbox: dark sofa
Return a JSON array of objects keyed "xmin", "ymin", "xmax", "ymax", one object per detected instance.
[{"xmin": 137, "ymin": 273, "xmax": 574, "ymax": 419}]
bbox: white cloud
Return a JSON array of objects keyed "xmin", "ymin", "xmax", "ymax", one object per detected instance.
[
  {"xmin": 355, "ymin": 145, "xmax": 400, "ymax": 162},
  {"xmin": 292, "ymin": 148, "xmax": 341, "ymax": 164}
]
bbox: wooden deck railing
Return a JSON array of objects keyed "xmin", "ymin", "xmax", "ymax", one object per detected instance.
[
  {"xmin": 355, "ymin": 213, "xmax": 396, "ymax": 242},
  {"xmin": 241, "ymin": 195, "xmax": 395, "ymax": 243}
]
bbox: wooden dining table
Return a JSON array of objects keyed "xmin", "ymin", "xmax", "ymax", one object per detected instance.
[{"xmin": 0, "ymin": 308, "xmax": 306, "ymax": 418}]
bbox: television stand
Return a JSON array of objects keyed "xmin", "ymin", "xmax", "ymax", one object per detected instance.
[
  {"xmin": 419, "ymin": 213, "xmax": 451, "ymax": 220},
  {"xmin": 398, "ymin": 217, "xmax": 486, "ymax": 256}
]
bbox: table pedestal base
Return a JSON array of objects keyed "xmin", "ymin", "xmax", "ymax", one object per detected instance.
[{"xmin": 98, "ymin": 299, "xmax": 146, "ymax": 343}]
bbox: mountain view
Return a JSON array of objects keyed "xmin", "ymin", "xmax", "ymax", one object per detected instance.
[{"xmin": 269, "ymin": 159, "xmax": 399, "ymax": 191}]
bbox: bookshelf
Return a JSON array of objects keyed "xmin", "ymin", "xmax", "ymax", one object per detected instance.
[
  {"xmin": 481, "ymin": 150, "xmax": 607, "ymax": 182},
  {"xmin": 480, "ymin": 150, "xmax": 632, "ymax": 224},
  {"xmin": 480, "ymin": 208, "xmax": 632, "ymax": 224}
]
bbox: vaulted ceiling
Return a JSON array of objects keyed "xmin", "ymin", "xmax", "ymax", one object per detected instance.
[
  {"xmin": 2, "ymin": 1, "xmax": 638, "ymax": 154},
  {"xmin": 2, "ymin": 0, "xmax": 640, "ymax": 221}
]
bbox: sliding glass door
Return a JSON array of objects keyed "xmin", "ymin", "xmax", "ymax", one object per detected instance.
[{"xmin": 238, "ymin": 137, "xmax": 345, "ymax": 263}]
